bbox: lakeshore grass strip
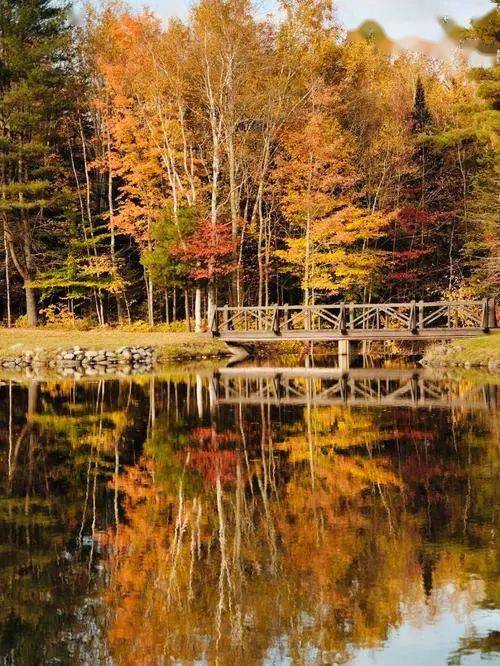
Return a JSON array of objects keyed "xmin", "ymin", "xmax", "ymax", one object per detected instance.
[
  {"xmin": 423, "ymin": 332, "xmax": 500, "ymax": 368},
  {"xmin": 0, "ymin": 329, "xmax": 229, "ymax": 364}
]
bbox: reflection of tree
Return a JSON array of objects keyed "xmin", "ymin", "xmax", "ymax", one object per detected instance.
[
  {"xmin": 101, "ymin": 391, "xmax": 500, "ymax": 664},
  {"xmin": 186, "ymin": 427, "xmax": 240, "ymax": 486},
  {"xmin": 102, "ymin": 404, "xmax": 415, "ymax": 662},
  {"xmin": 451, "ymin": 630, "xmax": 500, "ymax": 663},
  {"xmin": 0, "ymin": 379, "xmax": 132, "ymax": 662},
  {"xmin": 1, "ymin": 376, "xmax": 498, "ymax": 663}
]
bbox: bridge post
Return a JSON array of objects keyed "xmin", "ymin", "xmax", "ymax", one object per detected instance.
[
  {"xmin": 418, "ymin": 300, "xmax": 424, "ymax": 330},
  {"xmin": 272, "ymin": 305, "xmax": 281, "ymax": 335},
  {"xmin": 340, "ymin": 302, "xmax": 347, "ymax": 334},
  {"xmin": 305, "ymin": 306, "xmax": 312, "ymax": 330},
  {"xmin": 488, "ymin": 298, "xmax": 497, "ymax": 329},
  {"xmin": 283, "ymin": 304, "xmax": 289, "ymax": 331},
  {"xmin": 223, "ymin": 304, "xmax": 231, "ymax": 331},
  {"xmin": 482, "ymin": 299, "xmax": 488, "ymax": 332},
  {"xmin": 483, "ymin": 298, "xmax": 497, "ymax": 332},
  {"xmin": 409, "ymin": 300, "xmax": 417, "ymax": 333}
]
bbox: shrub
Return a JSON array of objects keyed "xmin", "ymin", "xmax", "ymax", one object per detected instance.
[
  {"xmin": 39, "ymin": 304, "xmax": 95, "ymax": 330},
  {"xmin": 121, "ymin": 320, "xmax": 153, "ymax": 332},
  {"xmin": 14, "ymin": 314, "xmax": 29, "ymax": 328},
  {"xmin": 156, "ymin": 319, "xmax": 199, "ymax": 333}
]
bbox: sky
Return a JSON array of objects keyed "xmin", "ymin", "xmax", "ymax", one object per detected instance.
[{"xmin": 132, "ymin": 0, "xmax": 493, "ymax": 41}]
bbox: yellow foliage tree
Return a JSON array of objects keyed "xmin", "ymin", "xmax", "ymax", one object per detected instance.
[{"xmin": 273, "ymin": 106, "xmax": 390, "ymax": 302}]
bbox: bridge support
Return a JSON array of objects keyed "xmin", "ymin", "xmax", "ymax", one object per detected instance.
[
  {"xmin": 224, "ymin": 342, "xmax": 251, "ymax": 365},
  {"xmin": 338, "ymin": 339, "xmax": 350, "ymax": 371}
]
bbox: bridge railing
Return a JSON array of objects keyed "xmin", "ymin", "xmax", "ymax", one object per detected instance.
[{"xmin": 211, "ymin": 299, "xmax": 497, "ymax": 335}]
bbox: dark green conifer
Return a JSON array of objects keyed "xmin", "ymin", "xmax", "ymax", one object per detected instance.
[
  {"xmin": 0, "ymin": 0, "xmax": 71, "ymax": 325},
  {"xmin": 412, "ymin": 78, "xmax": 432, "ymax": 132}
]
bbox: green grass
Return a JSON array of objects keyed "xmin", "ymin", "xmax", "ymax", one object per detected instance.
[
  {"xmin": 0, "ymin": 328, "xmax": 229, "ymax": 361},
  {"xmin": 424, "ymin": 332, "xmax": 500, "ymax": 367}
]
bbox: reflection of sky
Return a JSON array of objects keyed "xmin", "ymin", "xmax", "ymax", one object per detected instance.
[
  {"xmin": 131, "ymin": 0, "xmax": 493, "ymax": 40},
  {"xmin": 351, "ymin": 592, "xmax": 500, "ymax": 665},
  {"xmin": 261, "ymin": 583, "xmax": 500, "ymax": 664}
]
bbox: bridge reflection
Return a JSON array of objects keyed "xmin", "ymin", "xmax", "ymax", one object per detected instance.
[{"xmin": 210, "ymin": 368, "xmax": 498, "ymax": 410}]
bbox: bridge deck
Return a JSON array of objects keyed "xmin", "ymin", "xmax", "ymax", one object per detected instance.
[{"xmin": 218, "ymin": 327, "xmax": 489, "ymax": 342}]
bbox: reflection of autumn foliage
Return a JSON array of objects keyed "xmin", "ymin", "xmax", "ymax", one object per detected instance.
[
  {"xmin": 102, "ymin": 459, "xmax": 176, "ymax": 652},
  {"xmin": 101, "ymin": 408, "xmax": 422, "ymax": 663},
  {"xmin": 186, "ymin": 427, "xmax": 240, "ymax": 486},
  {"xmin": 274, "ymin": 406, "xmax": 415, "ymax": 649},
  {"xmin": 3, "ymin": 378, "xmax": 497, "ymax": 663},
  {"xmin": 97, "ymin": 400, "xmax": 500, "ymax": 664},
  {"xmin": 402, "ymin": 453, "xmax": 465, "ymax": 486}
]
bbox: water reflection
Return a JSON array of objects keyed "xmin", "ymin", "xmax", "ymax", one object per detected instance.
[{"xmin": 0, "ymin": 369, "xmax": 498, "ymax": 664}]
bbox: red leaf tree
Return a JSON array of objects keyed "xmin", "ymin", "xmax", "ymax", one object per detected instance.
[{"xmin": 173, "ymin": 218, "xmax": 237, "ymax": 285}]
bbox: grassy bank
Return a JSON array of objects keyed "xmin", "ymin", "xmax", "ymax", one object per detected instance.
[
  {"xmin": 423, "ymin": 332, "xmax": 500, "ymax": 368},
  {"xmin": 0, "ymin": 328, "xmax": 230, "ymax": 362}
]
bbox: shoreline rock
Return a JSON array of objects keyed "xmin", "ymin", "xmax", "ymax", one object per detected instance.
[
  {"xmin": 0, "ymin": 341, "xmax": 230, "ymax": 377},
  {"xmin": 0, "ymin": 345, "xmax": 157, "ymax": 373}
]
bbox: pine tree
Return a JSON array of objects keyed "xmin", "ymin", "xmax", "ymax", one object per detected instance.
[
  {"xmin": 462, "ymin": 3, "xmax": 500, "ymax": 292},
  {"xmin": 412, "ymin": 78, "xmax": 432, "ymax": 133},
  {"xmin": 0, "ymin": 0, "xmax": 72, "ymax": 325}
]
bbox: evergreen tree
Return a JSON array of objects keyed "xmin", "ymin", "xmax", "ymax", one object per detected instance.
[
  {"xmin": 0, "ymin": 0, "xmax": 72, "ymax": 325},
  {"xmin": 412, "ymin": 78, "xmax": 432, "ymax": 132},
  {"xmin": 463, "ymin": 3, "xmax": 500, "ymax": 292}
]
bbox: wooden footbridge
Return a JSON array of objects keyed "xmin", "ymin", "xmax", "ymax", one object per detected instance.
[
  {"xmin": 210, "ymin": 299, "xmax": 498, "ymax": 342},
  {"xmin": 211, "ymin": 368, "xmax": 498, "ymax": 411}
]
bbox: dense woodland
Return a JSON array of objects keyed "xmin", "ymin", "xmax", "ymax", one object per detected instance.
[{"xmin": 0, "ymin": 0, "xmax": 498, "ymax": 328}]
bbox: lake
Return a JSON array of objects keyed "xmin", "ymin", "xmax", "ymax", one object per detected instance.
[{"xmin": 0, "ymin": 365, "xmax": 499, "ymax": 664}]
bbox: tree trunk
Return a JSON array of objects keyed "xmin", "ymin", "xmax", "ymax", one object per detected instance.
[
  {"xmin": 304, "ymin": 216, "xmax": 311, "ymax": 307},
  {"xmin": 106, "ymin": 115, "xmax": 122, "ymax": 323},
  {"xmin": 144, "ymin": 270, "xmax": 154, "ymax": 327},
  {"xmin": 165, "ymin": 289, "xmax": 170, "ymax": 324},
  {"xmin": 184, "ymin": 288, "xmax": 191, "ymax": 332},
  {"xmin": 207, "ymin": 284, "xmax": 216, "ymax": 325},
  {"xmin": 25, "ymin": 283, "xmax": 37, "ymax": 327},
  {"xmin": 3, "ymin": 226, "xmax": 11, "ymax": 327},
  {"xmin": 257, "ymin": 198, "xmax": 264, "ymax": 307},
  {"xmin": 123, "ymin": 293, "xmax": 132, "ymax": 325},
  {"xmin": 195, "ymin": 287, "xmax": 202, "ymax": 332}
]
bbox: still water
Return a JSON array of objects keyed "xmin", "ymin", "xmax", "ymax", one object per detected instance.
[{"xmin": 0, "ymin": 367, "xmax": 499, "ymax": 665}]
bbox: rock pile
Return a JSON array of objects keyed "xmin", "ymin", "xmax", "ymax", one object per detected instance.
[{"xmin": 0, "ymin": 346, "xmax": 156, "ymax": 374}]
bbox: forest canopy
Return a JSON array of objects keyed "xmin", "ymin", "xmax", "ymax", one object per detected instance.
[{"xmin": 0, "ymin": 0, "xmax": 498, "ymax": 328}]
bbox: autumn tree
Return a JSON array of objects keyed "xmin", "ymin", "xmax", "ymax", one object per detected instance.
[
  {"xmin": 0, "ymin": 0, "xmax": 495, "ymax": 326},
  {"xmin": 274, "ymin": 107, "xmax": 388, "ymax": 303}
]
